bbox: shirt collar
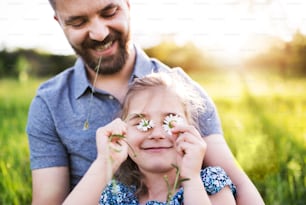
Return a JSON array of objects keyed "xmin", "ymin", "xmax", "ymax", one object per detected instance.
[
  {"xmin": 131, "ymin": 45, "xmax": 157, "ymax": 79},
  {"xmin": 73, "ymin": 58, "xmax": 91, "ymax": 99},
  {"xmin": 130, "ymin": 44, "xmax": 170, "ymax": 82}
]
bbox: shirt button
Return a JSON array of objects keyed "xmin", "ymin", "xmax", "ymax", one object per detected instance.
[{"xmin": 109, "ymin": 95, "xmax": 114, "ymax": 100}]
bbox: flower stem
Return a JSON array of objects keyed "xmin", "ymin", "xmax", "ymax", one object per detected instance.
[
  {"xmin": 83, "ymin": 57, "xmax": 102, "ymax": 130},
  {"xmin": 164, "ymin": 164, "xmax": 190, "ymax": 204},
  {"xmin": 109, "ymin": 134, "xmax": 137, "ymax": 157}
]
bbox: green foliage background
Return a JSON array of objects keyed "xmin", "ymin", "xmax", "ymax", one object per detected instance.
[
  {"xmin": 1, "ymin": 31, "xmax": 306, "ymax": 79},
  {"xmin": 0, "ymin": 71, "xmax": 305, "ymax": 204},
  {"xmin": 1, "ymin": 32, "xmax": 306, "ymax": 204},
  {"xmin": 192, "ymin": 71, "xmax": 306, "ymax": 204},
  {"xmin": 0, "ymin": 79, "xmax": 38, "ymax": 204}
]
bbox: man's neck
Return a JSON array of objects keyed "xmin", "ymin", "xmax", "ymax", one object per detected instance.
[{"xmin": 86, "ymin": 45, "xmax": 136, "ymax": 102}]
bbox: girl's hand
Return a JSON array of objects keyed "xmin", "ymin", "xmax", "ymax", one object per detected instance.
[
  {"xmin": 96, "ymin": 118, "xmax": 129, "ymax": 174},
  {"xmin": 172, "ymin": 124, "xmax": 207, "ymax": 179}
]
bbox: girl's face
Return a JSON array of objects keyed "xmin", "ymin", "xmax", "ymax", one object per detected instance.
[{"xmin": 125, "ymin": 88, "xmax": 187, "ymax": 174}]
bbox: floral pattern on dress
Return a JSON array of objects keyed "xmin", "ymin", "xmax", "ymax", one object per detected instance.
[{"xmin": 99, "ymin": 166, "xmax": 236, "ymax": 205}]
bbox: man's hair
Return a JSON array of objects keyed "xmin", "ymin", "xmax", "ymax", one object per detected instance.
[{"xmin": 48, "ymin": 0, "xmax": 56, "ymax": 10}]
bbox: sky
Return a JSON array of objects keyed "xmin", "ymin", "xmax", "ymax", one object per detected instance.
[{"xmin": 1, "ymin": 0, "xmax": 306, "ymax": 61}]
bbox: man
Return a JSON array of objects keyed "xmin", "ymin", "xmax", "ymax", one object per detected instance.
[{"xmin": 27, "ymin": 0, "xmax": 264, "ymax": 204}]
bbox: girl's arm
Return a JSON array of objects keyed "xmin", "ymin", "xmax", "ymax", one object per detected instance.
[
  {"xmin": 173, "ymin": 124, "xmax": 211, "ymax": 205},
  {"xmin": 63, "ymin": 119, "xmax": 128, "ymax": 205},
  {"xmin": 182, "ymin": 175, "xmax": 211, "ymax": 205},
  {"xmin": 173, "ymin": 124, "xmax": 236, "ymax": 205},
  {"xmin": 183, "ymin": 169, "xmax": 236, "ymax": 205}
]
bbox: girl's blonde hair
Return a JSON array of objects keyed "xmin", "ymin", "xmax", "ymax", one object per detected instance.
[
  {"xmin": 115, "ymin": 71, "xmax": 206, "ymax": 197},
  {"xmin": 121, "ymin": 71, "xmax": 205, "ymax": 128}
]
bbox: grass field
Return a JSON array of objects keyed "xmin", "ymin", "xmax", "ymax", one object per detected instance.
[
  {"xmin": 0, "ymin": 79, "xmax": 41, "ymax": 204},
  {"xmin": 0, "ymin": 71, "xmax": 305, "ymax": 204}
]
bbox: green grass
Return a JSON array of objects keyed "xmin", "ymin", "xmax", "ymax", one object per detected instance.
[
  {"xmin": 0, "ymin": 72, "xmax": 305, "ymax": 204},
  {"xmin": 191, "ymin": 70, "xmax": 306, "ymax": 205},
  {"xmin": 0, "ymin": 78, "xmax": 41, "ymax": 205}
]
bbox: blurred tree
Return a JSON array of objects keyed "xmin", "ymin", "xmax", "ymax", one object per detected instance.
[
  {"xmin": 15, "ymin": 55, "xmax": 30, "ymax": 82},
  {"xmin": 244, "ymin": 30, "xmax": 306, "ymax": 76},
  {"xmin": 0, "ymin": 48, "xmax": 19, "ymax": 78},
  {"xmin": 0, "ymin": 48, "xmax": 76, "ymax": 78},
  {"xmin": 289, "ymin": 31, "xmax": 306, "ymax": 75},
  {"xmin": 144, "ymin": 39, "xmax": 217, "ymax": 73}
]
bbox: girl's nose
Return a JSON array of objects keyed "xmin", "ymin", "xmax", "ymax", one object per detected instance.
[{"xmin": 148, "ymin": 125, "xmax": 167, "ymax": 140}]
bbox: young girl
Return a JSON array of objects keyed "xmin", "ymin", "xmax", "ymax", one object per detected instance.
[{"xmin": 63, "ymin": 72, "xmax": 236, "ymax": 205}]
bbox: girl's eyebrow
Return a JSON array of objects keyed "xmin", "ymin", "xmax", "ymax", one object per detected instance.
[
  {"xmin": 163, "ymin": 112, "xmax": 182, "ymax": 118},
  {"xmin": 125, "ymin": 113, "xmax": 145, "ymax": 122}
]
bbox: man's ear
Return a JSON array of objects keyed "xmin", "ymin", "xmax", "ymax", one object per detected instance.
[
  {"xmin": 125, "ymin": 0, "xmax": 130, "ymax": 9},
  {"xmin": 54, "ymin": 15, "xmax": 59, "ymax": 22},
  {"xmin": 53, "ymin": 15, "xmax": 63, "ymax": 26}
]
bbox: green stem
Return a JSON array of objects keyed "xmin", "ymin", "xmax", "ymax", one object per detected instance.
[
  {"xmin": 164, "ymin": 164, "xmax": 190, "ymax": 204},
  {"xmin": 109, "ymin": 134, "xmax": 137, "ymax": 157},
  {"xmin": 83, "ymin": 56, "xmax": 102, "ymax": 130}
]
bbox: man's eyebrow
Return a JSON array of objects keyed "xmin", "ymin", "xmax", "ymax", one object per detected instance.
[
  {"xmin": 64, "ymin": 16, "xmax": 85, "ymax": 24},
  {"xmin": 63, "ymin": 3, "xmax": 118, "ymax": 24},
  {"xmin": 101, "ymin": 3, "xmax": 118, "ymax": 11}
]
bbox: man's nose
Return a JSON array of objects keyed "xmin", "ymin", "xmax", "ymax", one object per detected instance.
[{"xmin": 88, "ymin": 17, "xmax": 109, "ymax": 41}]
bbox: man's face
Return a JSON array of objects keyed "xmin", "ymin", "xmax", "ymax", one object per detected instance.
[{"xmin": 54, "ymin": 0, "xmax": 131, "ymax": 74}]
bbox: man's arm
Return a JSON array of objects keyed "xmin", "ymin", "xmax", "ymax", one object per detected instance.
[
  {"xmin": 32, "ymin": 167, "xmax": 70, "ymax": 205},
  {"xmin": 203, "ymin": 134, "xmax": 265, "ymax": 205},
  {"xmin": 28, "ymin": 94, "xmax": 71, "ymax": 205}
]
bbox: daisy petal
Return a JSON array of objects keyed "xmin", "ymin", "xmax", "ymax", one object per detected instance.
[{"xmin": 163, "ymin": 114, "xmax": 184, "ymax": 135}]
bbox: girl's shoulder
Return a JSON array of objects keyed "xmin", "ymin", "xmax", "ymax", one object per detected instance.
[{"xmin": 201, "ymin": 166, "xmax": 237, "ymax": 197}]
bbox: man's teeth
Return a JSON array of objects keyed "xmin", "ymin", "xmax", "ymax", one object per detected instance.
[{"xmin": 96, "ymin": 41, "xmax": 113, "ymax": 51}]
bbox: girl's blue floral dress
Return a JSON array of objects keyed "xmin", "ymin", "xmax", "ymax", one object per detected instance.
[{"xmin": 99, "ymin": 166, "xmax": 236, "ymax": 205}]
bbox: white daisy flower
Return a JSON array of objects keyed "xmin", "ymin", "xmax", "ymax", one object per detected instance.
[
  {"xmin": 137, "ymin": 118, "xmax": 155, "ymax": 132},
  {"xmin": 163, "ymin": 114, "xmax": 184, "ymax": 135}
]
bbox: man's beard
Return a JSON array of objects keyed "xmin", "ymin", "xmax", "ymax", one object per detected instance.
[{"xmin": 72, "ymin": 30, "xmax": 129, "ymax": 75}]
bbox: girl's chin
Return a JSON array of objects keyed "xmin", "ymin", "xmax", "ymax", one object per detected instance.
[{"xmin": 144, "ymin": 164, "xmax": 177, "ymax": 173}]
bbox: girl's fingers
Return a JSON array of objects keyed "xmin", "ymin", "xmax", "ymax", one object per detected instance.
[
  {"xmin": 96, "ymin": 118, "xmax": 128, "ymax": 155},
  {"xmin": 176, "ymin": 140, "xmax": 191, "ymax": 156},
  {"xmin": 174, "ymin": 128, "xmax": 207, "ymax": 158},
  {"xmin": 96, "ymin": 118, "xmax": 127, "ymax": 135},
  {"xmin": 172, "ymin": 124, "xmax": 202, "ymax": 140},
  {"xmin": 175, "ymin": 130, "xmax": 202, "ymax": 146}
]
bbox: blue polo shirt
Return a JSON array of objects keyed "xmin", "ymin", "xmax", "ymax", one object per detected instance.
[{"xmin": 26, "ymin": 45, "xmax": 222, "ymax": 188}]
